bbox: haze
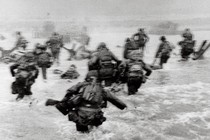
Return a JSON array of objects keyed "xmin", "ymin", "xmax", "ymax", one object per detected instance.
[{"xmin": 0, "ymin": 0, "xmax": 210, "ymax": 20}]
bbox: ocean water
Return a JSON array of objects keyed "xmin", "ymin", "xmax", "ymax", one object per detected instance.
[{"xmin": 0, "ymin": 29, "xmax": 210, "ymax": 140}]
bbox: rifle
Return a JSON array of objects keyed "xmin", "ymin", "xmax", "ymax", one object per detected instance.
[{"xmin": 45, "ymin": 98, "xmax": 60, "ymax": 106}]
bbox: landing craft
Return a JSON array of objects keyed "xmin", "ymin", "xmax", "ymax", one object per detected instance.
[{"xmin": 193, "ymin": 40, "xmax": 210, "ymax": 60}]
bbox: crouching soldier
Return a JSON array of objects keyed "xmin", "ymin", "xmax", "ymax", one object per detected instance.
[
  {"xmin": 46, "ymin": 70, "xmax": 127, "ymax": 133},
  {"xmin": 119, "ymin": 50, "xmax": 152, "ymax": 95},
  {"xmin": 10, "ymin": 52, "xmax": 39, "ymax": 100},
  {"xmin": 61, "ymin": 64, "xmax": 80, "ymax": 79}
]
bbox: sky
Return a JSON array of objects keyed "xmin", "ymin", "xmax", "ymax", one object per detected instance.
[{"xmin": 0, "ymin": 0, "xmax": 210, "ymax": 20}]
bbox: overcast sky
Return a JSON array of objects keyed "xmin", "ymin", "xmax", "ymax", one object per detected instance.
[{"xmin": 0, "ymin": 0, "xmax": 210, "ymax": 20}]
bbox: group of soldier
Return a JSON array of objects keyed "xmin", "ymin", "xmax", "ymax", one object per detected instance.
[{"xmin": 9, "ymin": 27, "xmax": 195, "ymax": 133}]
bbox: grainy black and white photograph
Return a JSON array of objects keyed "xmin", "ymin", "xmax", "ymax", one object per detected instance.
[{"xmin": 0, "ymin": 0, "xmax": 210, "ymax": 139}]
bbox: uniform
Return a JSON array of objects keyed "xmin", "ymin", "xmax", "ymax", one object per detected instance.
[
  {"xmin": 16, "ymin": 35, "xmax": 28, "ymax": 50},
  {"xmin": 35, "ymin": 45, "xmax": 52, "ymax": 80},
  {"xmin": 10, "ymin": 53, "xmax": 39, "ymax": 100},
  {"xmin": 123, "ymin": 38, "xmax": 140, "ymax": 59},
  {"xmin": 120, "ymin": 51, "xmax": 152, "ymax": 95},
  {"xmin": 61, "ymin": 65, "xmax": 80, "ymax": 79},
  {"xmin": 132, "ymin": 29, "xmax": 149, "ymax": 51},
  {"xmin": 54, "ymin": 71, "xmax": 127, "ymax": 132},
  {"xmin": 155, "ymin": 37, "xmax": 173, "ymax": 68},
  {"xmin": 179, "ymin": 40, "xmax": 195, "ymax": 60},
  {"xmin": 89, "ymin": 43, "xmax": 121, "ymax": 86},
  {"xmin": 46, "ymin": 33, "xmax": 63, "ymax": 65},
  {"xmin": 179, "ymin": 29, "xmax": 195, "ymax": 60}
]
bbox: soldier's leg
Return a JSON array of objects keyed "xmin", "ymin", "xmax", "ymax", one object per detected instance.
[
  {"xmin": 127, "ymin": 78, "xmax": 136, "ymax": 95},
  {"xmin": 76, "ymin": 123, "xmax": 89, "ymax": 133},
  {"xmin": 41, "ymin": 67, "xmax": 47, "ymax": 80},
  {"xmin": 56, "ymin": 50, "xmax": 60, "ymax": 65},
  {"xmin": 25, "ymin": 84, "xmax": 33, "ymax": 95},
  {"xmin": 135, "ymin": 78, "xmax": 142, "ymax": 92},
  {"xmin": 16, "ymin": 86, "xmax": 26, "ymax": 100},
  {"xmin": 11, "ymin": 81, "xmax": 19, "ymax": 94}
]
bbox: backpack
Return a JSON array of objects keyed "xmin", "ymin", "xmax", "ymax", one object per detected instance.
[
  {"xmin": 129, "ymin": 50, "xmax": 143, "ymax": 61},
  {"xmin": 37, "ymin": 52, "xmax": 52, "ymax": 68},
  {"xmin": 80, "ymin": 84, "xmax": 103, "ymax": 105},
  {"xmin": 98, "ymin": 50, "xmax": 115, "ymax": 79},
  {"xmin": 127, "ymin": 61, "xmax": 144, "ymax": 77},
  {"xmin": 98, "ymin": 50, "xmax": 112, "ymax": 66}
]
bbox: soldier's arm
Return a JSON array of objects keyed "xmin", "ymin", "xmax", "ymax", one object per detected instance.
[
  {"xmin": 89, "ymin": 55, "xmax": 98, "ymax": 65},
  {"xmin": 10, "ymin": 64, "xmax": 19, "ymax": 77},
  {"xmin": 103, "ymin": 90, "xmax": 127, "ymax": 110},
  {"xmin": 33, "ymin": 66, "xmax": 39, "ymax": 79}
]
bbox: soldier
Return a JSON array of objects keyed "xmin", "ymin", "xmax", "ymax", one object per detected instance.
[
  {"xmin": 61, "ymin": 64, "xmax": 80, "ymax": 79},
  {"xmin": 153, "ymin": 36, "xmax": 174, "ymax": 69},
  {"xmin": 132, "ymin": 28, "xmax": 149, "ymax": 52},
  {"xmin": 15, "ymin": 31, "xmax": 28, "ymax": 50},
  {"xmin": 123, "ymin": 37, "xmax": 141, "ymax": 60},
  {"xmin": 46, "ymin": 32, "xmax": 63, "ymax": 65},
  {"xmin": 10, "ymin": 52, "xmax": 39, "ymax": 100},
  {"xmin": 89, "ymin": 42, "xmax": 121, "ymax": 87},
  {"xmin": 178, "ymin": 28, "xmax": 195, "ymax": 61},
  {"xmin": 119, "ymin": 50, "xmax": 152, "ymax": 95},
  {"xmin": 34, "ymin": 43, "xmax": 52, "ymax": 81},
  {"xmin": 46, "ymin": 70, "xmax": 127, "ymax": 133}
]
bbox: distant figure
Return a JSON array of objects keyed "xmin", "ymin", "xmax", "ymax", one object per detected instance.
[
  {"xmin": 89, "ymin": 42, "xmax": 121, "ymax": 86},
  {"xmin": 132, "ymin": 28, "xmax": 149, "ymax": 52},
  {"xmin": 15, "ymin": 31, "xmax": 28, "ymax": 50},
  {"xmin": 182, "ymin": 28, "xmax": 193, "ymax": 41},
  {"xmin": 178, "ymin": 28, "xmax": 195, "ymax": 61},
  {"xmin": 61, "ymin": 64, "xmax": 80, "ymax": 79},
  {"xmin": 34, "ymin": 43, "xmax": 53, "ymax": 81},
  {"xmin": 46, "ymin": 32, "xmax": 63, "ymax": 65},
  {"xmin": 46, "ymin": 70, "xmax": 127, "ymax": 133},
  {"xmin": 10, "ymin": 52, "xmax": 39, "ymax": 101},
  {"xmin": 153, "ymin": 36, "xmax": 174, "ymax": 69}
]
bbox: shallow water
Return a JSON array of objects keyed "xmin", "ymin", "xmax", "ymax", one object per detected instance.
[{"xmin": 0, "ymin": 29, "xmax": 210, "ymax": 140}]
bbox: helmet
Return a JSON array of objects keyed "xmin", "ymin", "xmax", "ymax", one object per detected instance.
[
  {"xmin": 70, "ymin": 64, "xmax": 76, "ymax": 68},
  {"xmin": 52, "ymin": 32, "xmax": 58, "ymax": 36},
  {"xmin": 85, "ymin": 70, "xmax": 99, "ymax": 81},
  {"xmin": 97, "ymin": 42, "xmax": 107, "ymax": 50},
  {"xmin": 16, "ymin": 31, "xmax": 21, "ymax": 35},
  {"xmin": 36, "ymin": 43, "xmax": 47, "ymax": 50},
  {"xmin": 138, "ymin": 28, "xmax": 144, "ymax": 32},
  {"xmin": 125, "ymin": 38, "xmax": 130, "ymax": 42},
  {"xmin": 160, "ymin": 36, "xmax": 166, "ymax": 41}
]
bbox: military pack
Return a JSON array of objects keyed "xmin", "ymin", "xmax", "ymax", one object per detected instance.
[
  {"xmin": 127, "ymin": 61, "xmax": 144, "ymax": 77},
  {"xmin": 80, "ymin": 84, "xmax": 103, "ymax": 105},
  {"xmin": 37, "ymin": 52, "xmax": 52, "ymax": 68}
]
